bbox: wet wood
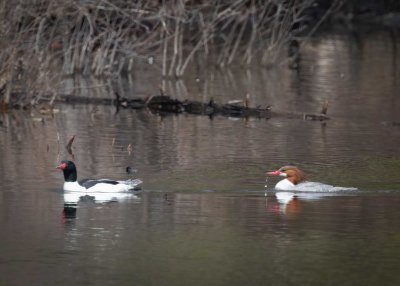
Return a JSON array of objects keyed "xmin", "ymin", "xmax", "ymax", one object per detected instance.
[
  {"xmin": 144, "ymin": 95, "xmax": 273, "ymax": 119},
  {"xmin": 33, "ymin": 92, "xmax": 329, "ymax": 121},
  {"xmin": 66, "ymin": 135, "xmax": 75, "ymax": 155}
]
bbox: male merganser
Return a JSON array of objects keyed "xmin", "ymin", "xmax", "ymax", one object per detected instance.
[
  {"xmin": 57, "ymin": 160, "xmax": 142, "ymax": 193},
  {"xmin": 266, "ymin": 165, "xmax": 358, "ymax": 192}
]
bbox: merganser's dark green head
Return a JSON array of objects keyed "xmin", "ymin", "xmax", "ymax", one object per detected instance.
[{"xmin": 57, "ymin": 160, "xmax": 77, "ymax": 182}]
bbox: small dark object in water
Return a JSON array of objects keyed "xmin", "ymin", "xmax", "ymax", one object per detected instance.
[
  {"xmin": 126, "ymin": 166, "xmax": 137, "ymax": 174},
  {"xmin": 164, "ymin": 193, "xmax": 173, "ymax": 204}
]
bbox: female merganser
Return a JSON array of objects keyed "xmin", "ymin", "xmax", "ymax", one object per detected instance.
[
  {"xmin": 57, "ymin": 160, "xmax": 142, "ymax": 193},
  {"xmin": 266, "ymin": 165, "xmax": 358, "ymax": 192},
  {"xmin": 267, "ymin": 165, "xmax": 306, "ymax": 190}
]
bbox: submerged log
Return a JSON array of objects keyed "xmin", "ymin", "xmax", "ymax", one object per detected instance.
[
  {"xmin": 25, "ymin": 92, "xmax": 328, "ymax": 121},
  {"xmin": 143, "ymin": 95, "xmax": 272, "ymax": 119},
  {"xmin": 115, "ymin": 92, "xmax": 146, "ymax": 109},
  {"xmin": 147, "ymin": 95, "xmax": 185, "ymax": 114},
  {"xmin": 219, "ymin": 103, "xmax": 271, "ymax": 118},
  {"xmin": 182, "ymin": 99, "xmax": 216, "ymax": 115}
]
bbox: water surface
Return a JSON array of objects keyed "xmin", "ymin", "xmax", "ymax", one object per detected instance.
[{"xmin": 1, "ymin": 29, "xmax": 400, "ymax": 285}]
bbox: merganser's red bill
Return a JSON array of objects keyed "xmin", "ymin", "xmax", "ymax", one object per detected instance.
[
  {"xmin": 266, "ymin": 170, "xmax": 280, "ymax": 175},
  {"xmin": 57, "ymin": 163, "xmax": 67, "ymax": 170}
]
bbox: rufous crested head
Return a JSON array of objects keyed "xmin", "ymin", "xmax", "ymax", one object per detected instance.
[{"xmin": 267, "ymin": 165, "xmax": 306, "ymax": 185}]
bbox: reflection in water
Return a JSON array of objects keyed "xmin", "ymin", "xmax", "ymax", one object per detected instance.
[
  {"xmin": 271, "ymin": 191, "xmax": 338, "ymax": 215},
  {"xmin": 62, "ymin": 191, "xmax": 141, "ymax": 219},
  {"xmin": 64, "ymin": 192, "xmax": 140, "ymax": 204},
  {"xmin": 63, "ymin": 203, "xmax": 78, "ymax": 219},
  {"xmin": 275, "ymin": 192, "xmax": 303, "ymax": 216}
]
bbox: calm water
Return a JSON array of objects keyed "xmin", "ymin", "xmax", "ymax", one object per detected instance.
[{"xmin": 1, "ymin": 29, "xmax": 400, "ymax": 285}]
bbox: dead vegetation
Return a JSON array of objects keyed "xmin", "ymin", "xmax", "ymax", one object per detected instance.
[{"xmin": 0, "ymin": 0, "xmax": 339, "ymax": 109}]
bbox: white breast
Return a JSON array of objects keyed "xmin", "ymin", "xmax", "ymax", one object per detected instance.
[
  {"xmin": 63, "ymin": 181, "xmax": 86, "ymax": 192},
  {"xmin": 275, "ymin": 179, "xmax": 295, "ymax": 190}
]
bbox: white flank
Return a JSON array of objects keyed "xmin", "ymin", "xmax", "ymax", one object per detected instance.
[{"xmin": 63, "ymin": 178, "xmax": 142, "ymax": 193}]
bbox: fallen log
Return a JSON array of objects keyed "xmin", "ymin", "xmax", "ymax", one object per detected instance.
[
  {"xmin": 143, "ymin": 95, "xmax": 272, "ymax": 119},
  {"xmin": 182, "ymin": 99, "xmax": 216, "ymax": 116},
  {"xmin": 147, "ymin": 95, "xmax": 185, "ymax": 114},
  {"xmin": 16, "ymin": 92, "xmax": 328, "ymax": 121}
]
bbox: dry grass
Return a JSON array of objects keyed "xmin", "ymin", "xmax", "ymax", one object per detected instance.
[{"xmin": 0, "ymin": 0, "xmax": 338, "ymax": 107}]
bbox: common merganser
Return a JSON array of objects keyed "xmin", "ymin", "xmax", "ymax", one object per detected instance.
[
  {"xmin": 266, "ymin": 165, "xmax": 357, "ymax": 192},
  {"xmin": 57, "ymin": 160, "xmax": 142, "ymax": 193},
  {"xmin": 267, "ymin": 165, "xmax": 306, "ymax": 190}
]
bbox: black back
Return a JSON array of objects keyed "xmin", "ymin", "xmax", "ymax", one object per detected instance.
[{"xmin": 79, "ymin": 179, "xmax": 119, "ymax": 188}]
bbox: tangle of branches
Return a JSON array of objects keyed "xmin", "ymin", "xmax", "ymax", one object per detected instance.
[{"xmin": 0, "ymin": 0, "xmax": 339, "ymax": 107}]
